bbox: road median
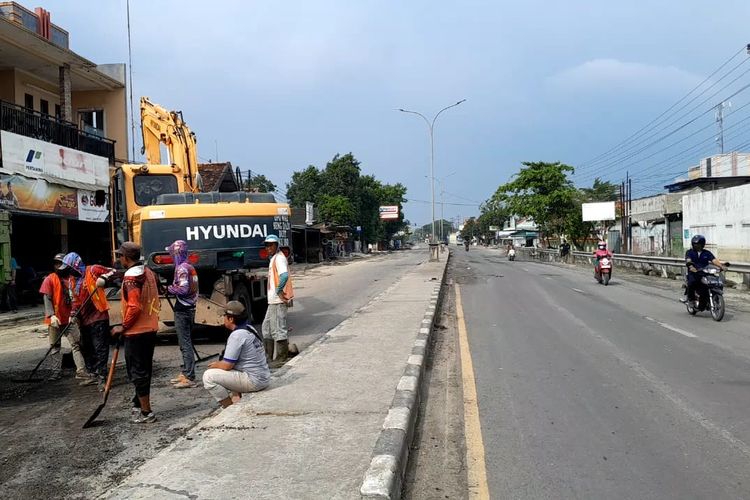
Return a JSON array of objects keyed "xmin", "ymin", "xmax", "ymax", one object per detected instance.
[{"xmin": 107, "ymin": 249, "xmax": 449, "ymax": 500}]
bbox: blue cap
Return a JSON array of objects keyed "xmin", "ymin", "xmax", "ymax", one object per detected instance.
[{"xmin": 264, "ymin": 234, "xmax": 280, "ymax": 244}]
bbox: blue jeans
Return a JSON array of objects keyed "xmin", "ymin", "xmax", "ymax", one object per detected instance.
[{"xmin": 174, "ymin": 307, "xmax": 196, "ymax": 380}]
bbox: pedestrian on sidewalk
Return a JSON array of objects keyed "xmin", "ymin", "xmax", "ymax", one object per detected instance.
[
  {"xmin": 560, "ymin": 239, "xmax": 571, "ymax": 263},
  {"xmin": 6, "ymin": 255, "xmax": 18, "ymax": 313},
  {"xmin": 203, "ymin": 301, "xmax": 270, "ymax": 408},
  {"xmin": 165, "ymin": 240, "xmax": 199, "ymax": 389},
  {"xmin": 39, "ymin": 253, "xmax": 91, "ymax": 382},
  {"xmin": 111, "ymin": 242, "xmax": 161, "ymax": 424},
  {"xmin": 60, "ymin": 252, "xmax": 115, "ymax": 391},
  {"xmin": 261, "ymin": 234, "xmax": 294, "ymax": 368}
]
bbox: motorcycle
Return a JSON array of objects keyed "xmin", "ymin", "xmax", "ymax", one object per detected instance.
[
  {"xmin": 684, "ymin": 263, "xmax": 729, "ymax": 322},
  {"xmin": 594, "ymin": 256, "xmax": 612, "ymax": 285},
  {"xmin": 508, "ymin": 248, "xmax": 516, "ymax": 261}
]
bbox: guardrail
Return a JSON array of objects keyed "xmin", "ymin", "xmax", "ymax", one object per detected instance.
[{"xmin": 514, "ymin": 247, "xmax": 750, "ymax": 284}]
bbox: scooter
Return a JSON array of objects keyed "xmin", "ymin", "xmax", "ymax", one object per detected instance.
[
  {"xmin": 594, "ymin": 257, "xmax": 612, "ymax": 285},
  {"xmin": 684, "ymin": 263, "xmax": 729, "ymax": 322},
  {"xmin": 508, "ymin": 248, "xmax": 516, "ymax": 261}
]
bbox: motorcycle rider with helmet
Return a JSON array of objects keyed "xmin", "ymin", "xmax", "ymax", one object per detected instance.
[
  {"xmin": 593, "ymin": 241, "xmax": 612, "ymax": 274},
  {"xmin": 681, "ymin": 235, "xmax": 727, "ymax": 308}
]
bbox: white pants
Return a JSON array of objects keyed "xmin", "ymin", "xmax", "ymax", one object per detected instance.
[{"xmin": 202, "ymin": 369, "xmax": 268, "ymax": 401}]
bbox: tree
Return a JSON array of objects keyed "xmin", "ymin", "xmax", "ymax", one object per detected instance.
[
  {"xmin": 286, "ymin": 153, "xmax": 408, "ymax": 246},
  {"xmin": 566, "ymin": 177, "xmax": 620, "ymax": 249},
  {"xmin": 244, "ymin": 174, "xmax": 276, "ymax": 193},
  {"xmin": 318, "ymin": 194, "xmax": 356, "ymax": 225},
  {"xmin": 460, "ymin": 217, "xmax": 477, "ymax": 241},
  {"xmin": 476, "ymin": 199, "xmax": 509, "ymax": 242},
  {"xmin": 491, "ymin": 161, "xmax": 576, "ymax": 244},
  {"xmin": 286, "ymin": 166, "xmax": 322, "ymax": 207}
]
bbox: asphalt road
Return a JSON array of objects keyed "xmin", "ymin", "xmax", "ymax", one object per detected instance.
[
  {"xmin": 0, "ymin": 250, "xmax": 424, "ymax": 499},
  {"xmin": 455, "ymin": 246, "xmax": 750, "ymax": 499}
]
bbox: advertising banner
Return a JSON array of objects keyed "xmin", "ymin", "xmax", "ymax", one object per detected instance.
[
  {"xmin": 0, "ymin": 173, "xmax": 78, "ymax": 217},
  {"xmin": 379, "ymin": 205, "xmax": 399, "ymax": 220},
  {"xmin": 582, "ymin": 201, "xmax": 616, "ymax": 222},
  {"xmin": 0, "ymin": 130, "xmax": 110, "ymax": 191},
  {"xmin": 77, "ymin": 189, "xmax": 109, "ymax": 222}
]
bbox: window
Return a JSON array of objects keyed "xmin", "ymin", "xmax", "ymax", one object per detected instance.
[
  {"xmin": 54, "ymin": 104, "xmax": 61, "ymax": 118},
  {"xmin": 133, "ymin": 175, "xmax": 179, "ymax": 206},
  {"xmin": 79, "ymin": 109, "xmax": 105, "ymax": 137},
  {"xmin": 40, "ymin": 99, "xmax": 49, "ymax": 115},
  {"xmin": 24, "ymin": 93, "xmax": 33, "ymax": 110}
]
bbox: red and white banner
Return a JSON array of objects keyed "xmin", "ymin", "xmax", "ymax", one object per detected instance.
[
  {"xmin": 379, "ymin": 205, "xmax": 399, "ymax": 220},
  {"xmin": 0, "ymin": 131, "xmax": 110, "ymax": 191}
]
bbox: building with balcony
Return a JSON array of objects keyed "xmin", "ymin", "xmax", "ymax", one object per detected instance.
[{"xmin": 0, "ymin": 2, "xmax": 127, "ymax": 297}]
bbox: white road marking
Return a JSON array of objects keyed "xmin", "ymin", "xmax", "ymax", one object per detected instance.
[
  {"xmin": 644, "ymin": 316, "xmax": 697, "ymax": 338},
  {"xmin": 572, "ymin": 288, "xmax": 585, "ymax": 294},
  {"xmin": 544, "ymin": 276, "xmax": 552, "ymax": 280},
  {"xmin": 523, "ymin": 268, "xmax": 529, "ymax": 272}
]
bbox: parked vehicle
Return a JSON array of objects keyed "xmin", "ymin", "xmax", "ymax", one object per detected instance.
[
  {"xmin": 508, "ymin": 248, "xmax": 516, "ymax": 261},
  {"xmin": 594, "ymin": 256, "xmax": 612, "ymax": 285},
  {"xmin": 684, "ymin": 263, "xmax": 729, "ymax": 321}
]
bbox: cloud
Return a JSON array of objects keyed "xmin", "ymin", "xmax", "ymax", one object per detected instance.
[{"xmin": 546, "ymin": 58, "xmax": 703, "ymax": 95}]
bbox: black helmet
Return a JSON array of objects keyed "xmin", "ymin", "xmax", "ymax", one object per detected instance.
[{"xmin": 691, "ymin": 234, "xmax": 706, "ymax": 250}]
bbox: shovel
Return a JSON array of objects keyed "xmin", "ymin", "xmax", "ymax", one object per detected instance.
[
  {"xmin": 12, "ymin": 293, "xmax": 95, "ymax": 383},
  {"xmin": 82, "ymin": 334, "xmax": 120, "ymax": 429}
]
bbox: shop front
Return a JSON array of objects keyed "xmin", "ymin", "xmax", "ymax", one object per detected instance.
[{"xmin": 0, "ymin": 128, "xmax": 112, "ymax": 303}]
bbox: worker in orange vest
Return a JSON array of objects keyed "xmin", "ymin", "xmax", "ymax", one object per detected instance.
[
  {"xmin": 60, "ymin": 252, "xmax": 115, "ymax": 391},
  {"xmin": 111, "ymin": 242, "xmax": 161, "ymax": 424},
  {"xmin": 38, "ymin": 253, "xmax": 90, "ymax": 382}
]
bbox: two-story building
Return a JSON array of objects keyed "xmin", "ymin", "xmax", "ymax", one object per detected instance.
[{"xmin": 0, "ymin": 2, "xmax": 127, "ymax": 281}]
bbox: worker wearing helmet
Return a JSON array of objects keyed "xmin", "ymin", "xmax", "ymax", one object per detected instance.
[
  {"xmin": 681, "ymin": 235, "xmax": 727, "ymax": 307},
  {"xmin": 262, "ymin": 234, "xmax": 294, "ymax": 368},
  {"xmin": 38, "ymin": 252, "xmax": 88, "ymax": 382}
]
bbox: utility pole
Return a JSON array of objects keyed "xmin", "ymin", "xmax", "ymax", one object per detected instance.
[{"xmin": 715, "ymin": 101, "xmax": 731, "ymax": 153}]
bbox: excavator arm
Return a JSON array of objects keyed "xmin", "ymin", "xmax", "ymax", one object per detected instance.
[{"xmin": 140, "ymin": 97, "xmax": 200, "ymax": 193}]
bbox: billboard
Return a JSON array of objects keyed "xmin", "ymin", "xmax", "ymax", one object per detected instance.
[
  {"xmin": 0, "ymin": 130, "xmax": 110, "ymax": 191},
  {"xmin": 77, "ymin": 189, "xmax": 109, "ymax": 222},
  {"xmin": 582, "ymin": 201, "xmax": 616, "ymax": 221},
  {"xmin": 0, "ymin": 173, "xmax": 77, "ymax": 217},
  {"xmin": 379, "ymin": 205, "xmax": 399, "ymax": 220}
]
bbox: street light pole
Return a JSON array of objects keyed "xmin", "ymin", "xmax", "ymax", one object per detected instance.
[{"xmin": 398, "ymin": 99, "xmax": 466, "ymax": 244}]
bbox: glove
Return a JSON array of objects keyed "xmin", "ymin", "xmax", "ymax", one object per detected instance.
[
  {"xmin": 96, "ymin": 277, "xmax": 107, "ymax": 288},
  {"xmin": 50, "ymin": 315, "xmax": 60, "ymax": 328}
]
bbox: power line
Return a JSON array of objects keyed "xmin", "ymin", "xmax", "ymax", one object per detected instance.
[{"xmin": 578, "ymin": 45, "xmax": 748, "ymax": 168}]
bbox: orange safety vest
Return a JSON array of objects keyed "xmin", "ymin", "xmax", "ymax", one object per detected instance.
[
  {"xmin": 121, "ymin": 266, "xmax": 160, "ymax": 336},
  {"xmin": 84, "ymin": 268, "xmax": 109, "ymax": 313},
  {"xmin": 43, "ymin": 273, "xmax": 72, "ymax": 326},
  {"xmin": 270, "ymin": 254, "xmax": 294, "ymax": 300}
]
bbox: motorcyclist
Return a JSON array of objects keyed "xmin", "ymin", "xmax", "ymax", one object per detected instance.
[
  {"xmin": 593, "ymin": 241, "xmax": 612, "ymax": 277},
  {"xmin": 680, "ymin": 235, "xmax": 727, "ymax": 308},
  {"xmin": 464, "ymin": 240, "xmax": 470, "ymax": 251}
]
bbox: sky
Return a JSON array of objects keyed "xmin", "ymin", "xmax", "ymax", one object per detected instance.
[{"xmin": 39, "ymin": 0, "xmax": 750, "ymax": 228}]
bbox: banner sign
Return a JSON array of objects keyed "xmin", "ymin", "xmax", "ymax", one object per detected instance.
[
  {"xmin": 0, "ymin": 130, "xmax": 110, "ymax": 191},
  {"xmin": 77, "ymin": 189, "xmax": 109, "ymax": 222},
  {"xmin": 0, "ymin": 173, "xmax": 77, "ymax": 216},
  {"xmin": 305, "ymin": 201, "xmax": 314, "ymax": 225},
  {"xmin": 379, "ymin": 205, "xmax": 399, "ymax": 220},
  {"xmin": 582, "ymin": 201, "xmax": 616, "ymax": 222}
]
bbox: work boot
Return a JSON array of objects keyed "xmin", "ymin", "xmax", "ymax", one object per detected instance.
[
  {"xmin": 270, "ymin": 340, "xmax": 289, "ymax": 369},
  {"xmin": 263, "ymin": 338, "xmax": 275, "ymax": 363}
]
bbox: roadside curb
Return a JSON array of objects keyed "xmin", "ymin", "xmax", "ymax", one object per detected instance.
[{"xmin": 360, "ymin": 251, "xmax": 451, "ymax": 499}]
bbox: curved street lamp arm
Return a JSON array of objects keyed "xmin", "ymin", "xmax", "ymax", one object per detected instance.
[
  {"xmin": 398, "ymin": 108, "xmax": 432, "ymax": 130},
  {"xmin": 431, "ymin": 99, "xmax": 466, "ymax": 128}
]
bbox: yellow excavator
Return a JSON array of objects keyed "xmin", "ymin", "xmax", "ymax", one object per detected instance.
[{"xmin": 109, "ymin": 97, "xmax": 291, "ymax": 325}]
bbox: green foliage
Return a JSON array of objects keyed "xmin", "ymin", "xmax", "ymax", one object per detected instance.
[
  {"xmin": 460, "ymin": 217, "xmax": 477, "ymax": 241},
  {"xmin": 244, "ymin": 174, "xmax": 276, "ymax": 193},
  {"xmin": 491, "ymin": 161, "xmax": 576, "ymax": 240},
  {"xmin": 420, "ymin": 220, "xmax": 453, "ymax": 240},
  {"xmin": 476, "ymin": 199, "xmax": 509, "ymax": 241},
  {"xmin": 286, "ymin": 153, "xmax": 408, "ymax": 244},
  {"xmin": 566, "ymin": 177, "xmax": 620, "ymax": 249},
  {"xmin": 318, "ymin": 194, "xmax": 356, "ymax": 225}
]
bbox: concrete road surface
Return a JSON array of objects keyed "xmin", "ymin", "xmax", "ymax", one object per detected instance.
[
  {"xmin": 452, "ymin": 246, "xmax": 750, "ymax": 499},
  {"xmin": 0, "ymin": 250, "xmax": 423, "ymax": 499}
]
